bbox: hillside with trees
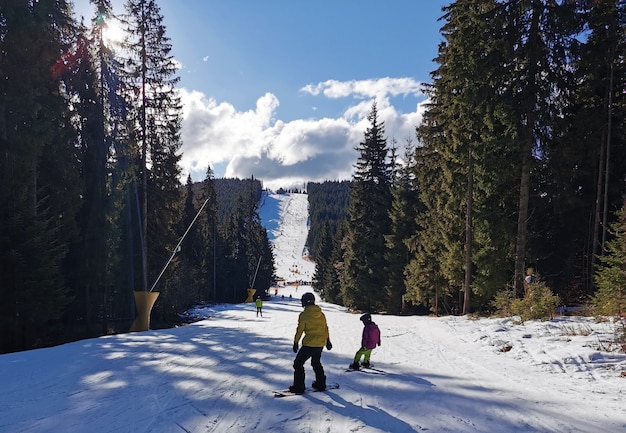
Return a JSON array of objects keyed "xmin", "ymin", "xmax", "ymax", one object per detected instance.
[
  {"xmin": 310, "ymin": 1, "xmax": 625, "ymax": 318},
  {"xmin": 1, "ymin": 0, "xmax": 624, "ymax": 354},
  {"xmin": 306, "ymin": 181, "xmax": 351, "ymax": 262},
  {"xmin": 0, "ymin": 1, "xmax": 273, "ymax": 353}
]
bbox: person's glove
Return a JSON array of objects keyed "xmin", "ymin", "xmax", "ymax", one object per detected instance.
[
  {"xmin": 293, "ymin": 342, "xmax": 299, "ymax": 353},
  {"xmin": 326, "ymin": 339, "xmax": 333, "ymax": 350},
  {"xmin": 378, "ymin": 342, "xmax": 381, "ymax": 346}
]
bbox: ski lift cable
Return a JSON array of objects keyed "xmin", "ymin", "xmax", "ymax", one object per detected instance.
[
  {"xmin": 149, "ymin": 197, "xmax": 210, "ymax": 292},
  {"xmin": 250, "ymin": 256, "xmax": 262, "ymax": 289}
]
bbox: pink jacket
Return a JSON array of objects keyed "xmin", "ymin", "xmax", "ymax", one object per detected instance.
[{"xmin": 361, "ymin": 322, "xmax": 381, "ymax": 350}]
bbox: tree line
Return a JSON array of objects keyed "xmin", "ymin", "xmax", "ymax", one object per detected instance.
[
  {"xmin": 306, "ymin": 181, "xmax": 350, "ymax": 263},
  {"xmin": 0, "ymin": 1, "xmax": 273, "ymax": 354},
  {"xmin": 312, "ymin": 0, "xmax": 625, "ymax": 317},
  {"xmin": 1, "ymin": 0, "xmax": 623, "ymax": 354}
]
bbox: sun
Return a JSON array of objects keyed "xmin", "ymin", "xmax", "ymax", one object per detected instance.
[{"xmin": 101, "ymin": 17, "xmax": 125, "ymax": 46}]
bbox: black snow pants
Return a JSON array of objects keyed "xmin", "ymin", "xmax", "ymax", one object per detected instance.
[{"xmin": 292, "ymin": 346, "xmax": 325, "ymax": 392}]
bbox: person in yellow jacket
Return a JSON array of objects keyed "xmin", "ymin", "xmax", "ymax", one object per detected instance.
[{"xmin": 289, "ymin": 292, "xmax": 332, "ymax": 394}]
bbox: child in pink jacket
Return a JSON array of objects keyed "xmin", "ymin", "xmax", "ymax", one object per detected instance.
[{"xmin": 349, "ymin": 313, "xmax": 381, "ymax": 370}]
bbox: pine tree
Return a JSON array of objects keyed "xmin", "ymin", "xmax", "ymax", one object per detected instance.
[
  {"xmin": 176, "ymin": 175, "xmax": 206, "ymax": 309},
  {"xmin": 63, "ymin": 1, "xmax": 124, "ymax": 336},
  {"xmin": 313, "ymin": 221, "xmax": 334, "ymax": 300},
  {"xmin": 341, "ymin": 103, "xmax": 392, "ymax": 311},
  {"xmin": 441, "ymin": 0, "xmax": 521, "ymax": 312},
  {"xmin": 121, "ymin": 0, "xmax": 183, "ymax": 312},
  {"xmin": 538, "ymin": 0, "xmax": 626, "ymax": 301},
  {"xmin": 410, "ymin": 0, "xmax": 584, "ymax": 313},
  {"xmin": 306, "ymin": 180, "xmax": 350, "ymax": 262},
  {"xmin": 410, "ymin": 0, "xmax": 515, "ymax": 314},
  {"xmin": 0, "ymin": 0, "xmax": 81, "ymax": 351},
  {"xmin": 405, "ymin": 142, "xmax": 451, "ymax": 314},
  {"xmin": 594, "ymin": 203, "xmax": 626, "ymax": 316},
  {"xmin": 385, "ymin": 139, "xmax": 420, "ymax": 313},
  {"xmin": 490, "ymin": 0, "xmax": 582, "ymax": 297},
  {"xmin": 328, "ymin": 221, "xmax": 347, "ymax": 304},
  {"xmin": 216, "ymin": 180, "xmax": 274, "ymax": 302},
  {"xmin": 199, "ymin": 165, "xmax": 219, "ymax": 301}
]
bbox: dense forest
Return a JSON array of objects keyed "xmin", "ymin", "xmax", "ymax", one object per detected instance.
[
  {"xmin": 311, "ymin": 1, "xmax": 625, "ymax": 318},
  {"xmin": 0, "ymin": 1, "xmax": 273, "ymax": 354},
  {"xmin": 306, "ymin": 181, "xmax": 351, "ymax": 262},
  {"xmin": 1, "ymin": 0, "xmax": 624, "ymax": 353}
]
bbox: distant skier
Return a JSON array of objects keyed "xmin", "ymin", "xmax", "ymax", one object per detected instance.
[
  {"xmin": 289, "ymin": 292, "xmax": 333, "ymax": 394},
  {"xmin": 255, "ymin": 297, "xmax": 263, "ymax": 317},
  {"xmin": 349, "ymin": 313, "xmax": 381, "ymax": 370}
]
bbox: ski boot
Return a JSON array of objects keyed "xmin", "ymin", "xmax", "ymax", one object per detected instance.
[
  {"xmin": 312, "ymin": 381, "xmax": 326, "ymax": 391},
  {"xmin": 288, "ymin": 385, "xmax": 305, "ymax": 394}
]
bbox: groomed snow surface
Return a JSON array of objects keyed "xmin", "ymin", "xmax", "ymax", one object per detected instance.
[{"xmin": 2, "ymin": 193, "xmax": 625, "ymax": 433}]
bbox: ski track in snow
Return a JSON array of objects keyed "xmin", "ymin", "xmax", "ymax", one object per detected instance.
[{"xmin": 1, "ymin": 192, "xmax": 625, "ymax": 433}]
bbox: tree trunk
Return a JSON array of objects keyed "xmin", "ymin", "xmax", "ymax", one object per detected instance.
[
  {"xmin": 463, "ymin": 149, "xmax": 473, "ymax": 314},
  {"xmin": 601, "ymin": 62, "xmax": 614, "ymax": 252},
  {"xmin": 513, "ymin": 2, "xmax": 541, "ymax": 298},
  {"xmin": 514, "ymin": 121, "xmax": 532, "ymax": 298}
]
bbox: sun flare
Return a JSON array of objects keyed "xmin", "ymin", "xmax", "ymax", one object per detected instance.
[{"xmin": 101, "ymin": 17, "xmax": 125, "ymax": 46}]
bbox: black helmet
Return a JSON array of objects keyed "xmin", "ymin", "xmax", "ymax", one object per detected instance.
[
  {"xmin": 301, "ymin": 292, "xmax": 315, "ymax": 307},
  {"xmin": 360, "ymin": 313, "xmax": 372, "ymax": 323}
]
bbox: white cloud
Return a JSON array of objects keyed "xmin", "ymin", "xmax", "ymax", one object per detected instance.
[
  {"xmin": 300, "ymin": 77, "xmax": 424, "ymax": 99},
  {"xmin": 179, "ymin": 78, "xmax": 427, "ymax": 191}
]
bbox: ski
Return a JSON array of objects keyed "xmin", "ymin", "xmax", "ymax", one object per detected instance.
[
  {"xmin": 363, "ymin": 366, "xmax": 387, "ymax": 374},
  {"xmin": 345, "ymin": 366, "xmax": 387, "ymax": 375},
  {"xmin": 273, "ymin": 382, "xmax": 339, "ymax": 397}
]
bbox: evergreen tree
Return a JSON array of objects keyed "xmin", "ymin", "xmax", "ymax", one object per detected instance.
[
  {"xmin": 216, "ymin": 180, "xmax": 274, "ymax": 302},
  {"xmin": 410, "ymin": 0, "xmax": 584, "ymax": 313},
  {"xmin": 594, "ymin": 203, "xmax": 626, "ymax": 317},
  {"xmin": 306, "ymin": 180, "xmax": 350, "ymax": 261},
  {"xmin": 493, "ymin": 0, "xmax": 582, "ymax": 297},
  {"xmin": 121, "ymin": 0, "xmax": 183, "ymax": 317},
  {"xmin": 385, "ymin": 139, "xmax": 420, "ymax": 313},
  {"xmin": 199, "ymin": 165, "xmax": 219, "ymax": 301},
  {"xmin": 439, "ymin": 0, "xmax": 521, "ymax": 312},
  {"xmin": 410, "ymin": 1, "xmax": 514, "ymax": 314},
  {"xmin": 0, "ymin": 0, "xmax": 81, "ymax": 351},
  {"xmin": 64, "ymin": 1, "xmax": 123, "ymax": 336},
  {"xmin": 328, "ymin": 220, "xmax": 347, "ymax": 304},
  {"xmin": 313, "ymin": 221, "xmax": 334, "ymax": 299},
  {"xmin": 537, "ymin": 0, "xmax": 626, "ymax": 301},
  {"xmin": 239, "ymin": 181, "xmax": 275, "ymax": 298},
  {"xmin": 176, "ymin": 175, "xmax": 206, "ymax": 309},
  {"xmin": 405, "ymin": 142, "xmax": 451, "ymax": 314},
  {"xmin": 341, "ymin": 103, "xmax": 392, "ymax": 311},
  {"xmin": 250, "ymin": 222, "xmax": 275, "ymax": 299}
]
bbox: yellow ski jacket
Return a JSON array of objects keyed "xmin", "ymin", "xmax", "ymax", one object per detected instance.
[{"xmin": 294, "ymin": 305, "xmax": 329, "ymax": 348}]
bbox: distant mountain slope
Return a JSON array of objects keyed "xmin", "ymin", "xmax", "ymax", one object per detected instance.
[
  {"xmin": 260, "ymin": 192, "xmax": 315, "ymax": 284},
  {"xmin": 306, "ymin": 180, "xmax": 350, "ymax": 260}
]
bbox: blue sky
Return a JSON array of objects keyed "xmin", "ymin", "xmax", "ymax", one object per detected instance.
[{"xmin": 73, "ymin": 0, "xmax": 450, "ymax": 190}]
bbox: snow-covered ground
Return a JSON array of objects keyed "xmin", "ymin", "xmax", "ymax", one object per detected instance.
[
  {"xmin": 259, "ymin": 192, "xmax": 315, "ymax": 286},
  {"xmin": 1, "ymin": 192, "xmax": 626, "ymax": 433}
]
